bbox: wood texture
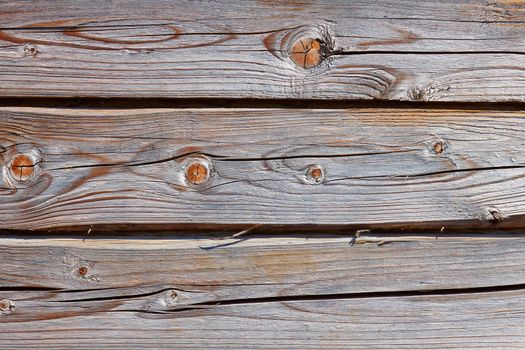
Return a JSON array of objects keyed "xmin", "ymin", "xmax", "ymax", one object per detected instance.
[
  {"xmin": 1, "ymin": 236, "xmax": 524, "ymax": 348},
  {"xmin": 1, "ymin": 107, "xmax": 525, "ymax": 230},
  {"xmin": 1, "ymin": 290, "xmax": 523, "ymax": 349},
  {"xmin": 0, "ymin": 0, "xmax": 523, "ymax": 101},
  {"xmin": 2, "ymin": 235, "xmax": 524, "ymax": 295},
  {"xmin": 2, "ymin": 2, "xmax": 524, "ymax": 346}
]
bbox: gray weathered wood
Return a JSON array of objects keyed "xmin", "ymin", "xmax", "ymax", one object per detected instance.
[
  {"xmin": 0, "ymin": 0, "xmax": 523, "ymax": 101},
  {"xmin": 1, "ymin": 290, "xmax": 524, "ymax": 349},
  {"xmin": 1, "ymin": 107, "xmax": 525, "ymax": 230},
  {"xmin": 0, "ymin": 236, "xmax": 524, "ymax": 349},
  {"xmin": 1, "ymin": 235, "xmax": 524, "ymax": 296},
  {"xmin": 2, "ymin": 2, "xmax": 524, "ymax": 348}
]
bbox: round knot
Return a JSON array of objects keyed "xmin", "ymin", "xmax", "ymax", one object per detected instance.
[
  {"xmin": 306, "ymin": 165, "xmax": 326, "ymax": 184},
  {"xmin": 432, "ymin": 141, "xmax": 444, "ymax": 154},
  {"xmin": 290, "ymin": 38, "xmax": 324, "ymax": 68},
  {"xmin": 0, "ymin": 299, "xmax": 13, "ymax": 313},
  {"xmin": 184, "ymin": 158, "xmax": 213, "ymax": 187},
  {"xmin": 9, "ymin": 153, "xmax": 36, "ymax": 182},
  {"xmin": 78, "ymin": 266, "xmax": 89, "ymax": 277}
]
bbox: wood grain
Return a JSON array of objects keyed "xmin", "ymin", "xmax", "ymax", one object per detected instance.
[
  {"xmin": 1, "ymin": 235, "xmax": 524, "ymax": 295},
  {"xmin": 1, "ymin": 236, "xmax": 524, "ymax": 349},
  {"xmin": 2, "ymin": 107, "xmax": 525, "ymax": 230},
  {"xmin": 0, "ymin": 0, "xmax": 523, "ymax": 101},
  {"xmin": 1, "ymin": 290, "xmax": 523, "ymax": 349}
]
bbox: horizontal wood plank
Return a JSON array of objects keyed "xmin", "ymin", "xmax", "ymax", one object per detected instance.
[
  {"xmin": 2, "ymin": 107, "xmax": 525, "ymax": 230},
  {"xmin": 1, "ymin": 235, "xmax": 524, "ymax": 295},
  {"xmin": 0, "ymin": 0, "xmax": 523, "ymax": 101},
  {"xmin": 1, "ymin": 236, "xmax": 524, "ymax": 349},
  {"xmin": 1, "ymin": 290, "xmax": 524, "ymax": 349}
]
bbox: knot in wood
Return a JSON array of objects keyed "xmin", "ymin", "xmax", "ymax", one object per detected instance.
[
  {"xmin": 432, "ymin": 140, "xmax": 444, "ymax": 155},
  {"xmin": 306, "ymin": 165, "xmax": 325, "ymax": 184},
  {"xmin": 290, "ymin": 38, "xmax": 323, "ymax": 68},
  {"xmin": 78, "ymin": 266, "xmax": 89, "ymax": 277},
  {"xmin": 9, "ymin": 154, "xmax": 36, "ymax": 182},
  {"xmin": 185, "ymin": 159, "xmax": 211, "ymax": 186},
  {"xmin": 0, "ymin": 299, "xmax": 12, "ymax": 313},
  {"xmin": 166, "ymin": 290, "xmax": 179, "ymax": 305},
  {"xmin": 168, "ymin": 290, "xmax": 178, "ymax": 300},
  {"xmin": 23, "ymin": 44, "xmax": 38, "ymax": 57}
]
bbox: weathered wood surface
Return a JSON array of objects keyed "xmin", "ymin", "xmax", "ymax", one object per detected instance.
[
  {"xmin": 1, "ymin": 1, "xmax": 524, "ymax": 347},
  {"xmin": 1, "ymin": 236, "xmax": 524, "ymax": 348},
  {"xmin": 0, "ymin": 0, "xmax": 524, "ymax": 101},
  {"xmin": 2, "ymin": 235, "xmax": 524, "ymax": 295},
  {"xmin": 1, "ymin": 290, "xmax": 523, "ymax": 349},
  {"xmin": 1, "ymin": 107, "xmax": 525, "ymax": 230}
]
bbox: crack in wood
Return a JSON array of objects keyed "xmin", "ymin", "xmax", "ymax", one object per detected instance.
[
  {"xmin": 166, "ymin": 283, "xmax": 525, "ymax": 307},
  {"xmin": 44, "ymin": 149, "xmax": 416, "ymax": 172},
  {"xmin": 5, "ymin": 283, "xmax": 525, "ymax": 310},
  {"xmin": 331, "ymin": 50, "xmax": 525, "ymax": 56},
  {"xmin": 325, "ymin": 164, "xmax": 525, "ymax": 184}
]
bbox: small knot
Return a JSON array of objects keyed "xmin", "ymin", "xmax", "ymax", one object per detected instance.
[
  {"xmin": 23, "ymin": 44, "xmax": 38, "ymax": 57},
  {"xmin": 0, "ymin": 299, "xmax": 13, "ymax": 314},
  {"xmin": 306, "ymin": 165, "xmax": 325, "ymax": 184},
  {"xmin": 77, "ymin": 266, "xmax": 89, "ymax": 278},
  {"xmin": 184, "ymin": 157, "xmax": 213, "ymax": 187},
  {"xmin": 431, "ymin": 140, "xmax": 445, "ymax": 155},
  {"xmin": 165, "ymin": 290, "xmax": 179, "ymax": 306}
]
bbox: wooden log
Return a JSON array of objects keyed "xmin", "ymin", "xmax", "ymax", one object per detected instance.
[
  {"xmin": 0, "ymin": 0, "xmax": 523, "ymax": 101},
  {"xmin": 0, "ymin": 236, "xmax": 524, "ymax": 348},
  {"xmin": 2, "ymin": 107, "xmax": 525, "ymax": 230}
]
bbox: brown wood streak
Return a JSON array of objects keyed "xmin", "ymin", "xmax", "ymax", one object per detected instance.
[
  {"xmin": 63, "ymin": 25, "xmax": 182, "ymax": 45},
  {"xmin": 1, "ymin": 107, "xmax": 525, "ymax": 230},
  {"xmin": 0, "ymin": 0, "xmax": 522, "ymax": 100},
  {"xmin": 0, "ymin": 236, "xmax": 524, "ymax": 348},
  {"xmin": 356, "ymin": 26, "xmax": 418, "ymax": 48},
  {"xmin": 0, "ymin": 18, "xmax": 236, "ymax": 51}
]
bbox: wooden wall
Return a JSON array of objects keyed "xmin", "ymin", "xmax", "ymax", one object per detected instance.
[{"xmin": 1, "ymin": 1, "xmax": 525, "ymax": 348}]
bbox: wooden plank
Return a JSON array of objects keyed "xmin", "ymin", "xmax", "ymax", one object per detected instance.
[
  {"xmin": 0, "ymin": 236, "xmax": 524, "ymax": 349},
  {"xmin": 2, "ymin": 107, "xmax": 525, "ymax": 230},
  {"xmin": 1, "ymin": 235, "xmax": 524, "ymax": 295},
  {"xmin": 0, "ymin": 0, "xmax": 523, "ymax": 101},
  {"xmin": 1, "ymin": 290, "xmax": 524, "ymax": 349}
]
